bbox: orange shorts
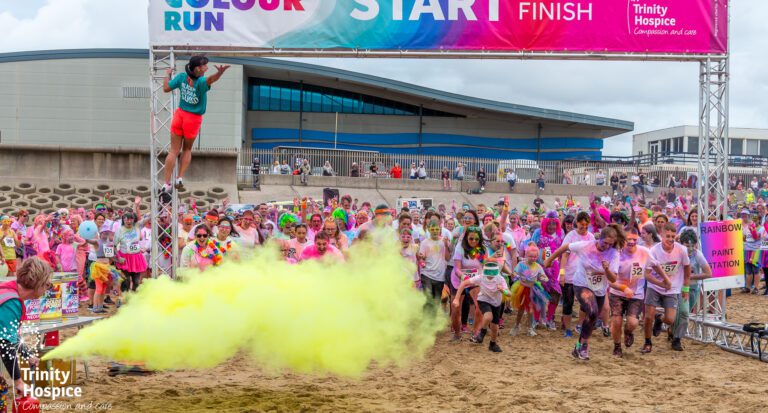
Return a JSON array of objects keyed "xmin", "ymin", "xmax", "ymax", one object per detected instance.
[
  {"xmin": 4, "ymin": 259, "xmax": 16, "ymax": 273},
  {"xmin": 170, "ymin": 108, "xmax": 203, "ymax": 139}
]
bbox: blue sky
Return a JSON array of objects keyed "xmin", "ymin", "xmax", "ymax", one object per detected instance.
[{"xmin": 1, "ymin": 0, "xmax": 766, "ymax": 156}]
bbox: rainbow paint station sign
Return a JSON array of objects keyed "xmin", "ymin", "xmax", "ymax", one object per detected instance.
[
  {"xmin": 149, "ymin": 0, "xmax": 728, "ymax": 55},
  {"xmin": 699, "ymin": 219, "xmax": 746, "ymax": 290}
]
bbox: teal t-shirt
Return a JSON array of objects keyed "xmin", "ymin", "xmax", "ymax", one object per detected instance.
[
  {"xmin": 0, "ymin": 299, "xmax": 21, "ymax": 344},
  {"xmin": 169, "ymin": 73, "xmax": 211, "ymax": 115}
]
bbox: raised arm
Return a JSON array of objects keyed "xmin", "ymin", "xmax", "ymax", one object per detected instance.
[{"xmin": 206, "ymin": 65, "xmax": 231, "ymax": 87}]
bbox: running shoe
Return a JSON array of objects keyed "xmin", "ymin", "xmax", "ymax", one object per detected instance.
[
  {"xmin": 564, "ymin": 329, "xmax": 573, "ymax": 338},
  {"xmin": 510, "ymin": 326, "xmax": 520, "ymax": 337},
  {"xmin": 90, "ymin": 308, "xmax": 107, "ymax": 314},
  {"xmin": 104, "ymin": 296, "xmax": 115, "ymax": 304},
  {"xmin": 450, "ymin": 334, "xmax": 462, "ymax": 342},
  {"xmin": 572, "ymin": 343, "xmax": 589, "ymax": 360},
  {"xmin": 602, "ymin": 325, "xmax": 611, "ymax": 337},
  {"xmin": 527, "ymin": 328, "xmax": 537, "ymax": 337},
  {"xmin": 640, "ymin": 342, "xmax": 653, "ymax": 354},
  {"xmin": 175, "ymin": 178, "xmax": 185, "ymax": 190},
  {"xmin": 161, "ymin": 183, "xmax": 173, "ymax": 193},
  {"xmin": 612, "ymin": 345, "xmax": 623, "ymax": 358},
  {"xmin": 671, "ymin": 338, "xmax": 684, "ymax": 351},
  {"xmin": 652, "ymin": 314, "xmax": 663, "ymax": 337},
  {"xmin": 624, "ymin": 332, "xmax": 634, "ymax": 348},
  {"xmin": 461, "ymin": 324, "xmax": 468, "ymax": 333},
  {"xmin": 575, "ymin": 325, "xmax": 582, "ymax": 335},
  {"xmin": 488, "ymin": 342, "xmax": 502, "ymax": 353},
  {"xmin": 547, "ymin": 321, "xmax": 557, "ymax": 331}
]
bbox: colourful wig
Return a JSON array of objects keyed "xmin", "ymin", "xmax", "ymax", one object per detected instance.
[
  {"xmin": 332, "ymin": 208, "xmax": 352, "ymax": 231},
  {"xmin": 591, "ymin": 205, "xmax": 611, "ymax": 232},
  {"xmin": 277, "ymin": 212, "xmax": 298, "ymax": 230},
  {"xmin": 540, "ymin": 210, "xmax": 562, "ymax": 237}
]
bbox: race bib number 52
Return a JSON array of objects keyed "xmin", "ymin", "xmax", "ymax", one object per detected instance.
[{"xmin": 631, "ymin": 263, "xmax": 643, "ymax": 279}]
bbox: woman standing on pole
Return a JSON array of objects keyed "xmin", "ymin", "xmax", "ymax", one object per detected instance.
[{"xmin": 161, "ymin": 56, "xmax": 230, "ymax": 193}]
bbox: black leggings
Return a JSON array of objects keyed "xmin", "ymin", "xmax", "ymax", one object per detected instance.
[
  {"xmin": 562, "ymin": 283, "xmax": 575, "ymax": 316},
  {"xmin": 421, "ymin": 275, "xmax": 444, "ymax": 301},
  {"xmin": 574, "ymin": 286, "xmax": 605, "ymax": 342},
  {"xmin": 121, "ymin": 271, "xmax": 142, "ymax": 292}
]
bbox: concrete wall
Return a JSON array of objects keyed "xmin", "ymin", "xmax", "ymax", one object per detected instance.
[
  {"xmin": 0, "ymin": 144, "xmax": 238, "ymax": 187},
  {"xmin": 0, "ymin": 58, "xmax": 244, "ymax": 149}
]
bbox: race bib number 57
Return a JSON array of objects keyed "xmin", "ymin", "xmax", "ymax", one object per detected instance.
[{"xmin": 660, "ymin": 262, "xmax": 678, "ymax": 275}]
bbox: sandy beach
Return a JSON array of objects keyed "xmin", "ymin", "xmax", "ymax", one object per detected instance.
[{"xmin": 42, "ymin": 292, "xmax": 768, "ymax": 413}]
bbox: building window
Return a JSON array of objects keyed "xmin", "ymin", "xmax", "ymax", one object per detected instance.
[
  {"xmin": 688, "ymin": 137, "xmax": 699, "ymax": 154},
  {"xmin": 747, "ymin": 139, "xmax": 759, "ymax": 155},
  {"xmin": 670, "ymin": 136, "xmax": 683, "ymax": 153},
  {"xmin": 730, "ymin": 138, "xmax": 743, "ymax": 155},
  {"xmin": 247, "ymin": 78, "xmax": 460, "ymax": 117},
  {"xmin": 761, "ymin": 141, "xmax": 768, "ymax": 158}
]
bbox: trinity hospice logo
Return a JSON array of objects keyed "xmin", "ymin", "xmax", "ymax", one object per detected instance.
[{"xmin": 164, "ymin": 0, "xmax": 307, "ymax": 32}]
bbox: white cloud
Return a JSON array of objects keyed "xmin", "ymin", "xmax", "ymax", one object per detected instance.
[
  {"xmin": 0, "ymin": 0, "xmax": 148, "ymax": 52},
  {"xmin": 1, "ymin": 0, "xmax": 766, "ymax": 156}
]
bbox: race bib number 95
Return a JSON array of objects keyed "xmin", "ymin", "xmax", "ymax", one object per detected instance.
[{"xmin": 128, "ymin": 244, "xmax": 141, "ymax": 254}]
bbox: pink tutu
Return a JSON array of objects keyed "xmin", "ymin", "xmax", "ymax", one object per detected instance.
[{"xmin": 117, "ymin": 251, "xmax": 148, "ymax": 273}]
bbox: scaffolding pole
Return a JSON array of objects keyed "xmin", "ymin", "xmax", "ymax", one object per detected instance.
[{"xmin": 148, "ymin": 49, "xmax": 179, "ymax": 279}]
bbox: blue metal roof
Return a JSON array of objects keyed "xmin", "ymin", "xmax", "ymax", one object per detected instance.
[{"xmin": 0, "ymin": 48, "xmax": 633, "ymax": 133}]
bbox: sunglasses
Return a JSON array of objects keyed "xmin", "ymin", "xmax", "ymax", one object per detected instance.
[
  {"xmin": 195, "ymin": 234, "xmax": 208, "ymax": 238},
  {"xmin": 96, "ymin": 208, "xmax": 106, "ymax": 212},
  {"xmin": 467, "ymin": 237, "xmax": 480, "ymax": 241},
  {"xmin": 241, "ymin": 218, "xmax": 253, "ymax": 222}
]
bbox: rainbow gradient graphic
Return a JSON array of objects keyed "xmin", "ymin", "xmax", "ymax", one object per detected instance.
[{"xmin": 150, "ymin": 0, "xmax": 728, "ymax": 55}]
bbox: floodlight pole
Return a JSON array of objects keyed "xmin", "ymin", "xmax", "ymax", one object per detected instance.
[{"xmin": 148, "ymin": 48, "xmax": 179, "ymax": 279}]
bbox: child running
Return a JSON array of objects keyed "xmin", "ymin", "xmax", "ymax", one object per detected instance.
[
  {"xmin": 643, "ymin": 222, "xmax": 690, "ymax": 353},
  {"xmin": 510, "ymin": 244, "xmax": 550, "ymax": 337},
  {"xmin": 453, "ymin": 261, "xmax": 508, "ymax": 353},
  {"xmin": 608, "ymin": 228, "xmax": 669, "ymax": 357}
]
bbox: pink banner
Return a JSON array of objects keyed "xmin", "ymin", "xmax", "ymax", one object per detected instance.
[{"xmin": 152, "ymin": 0, "xmax": 729, "ymax": 55}]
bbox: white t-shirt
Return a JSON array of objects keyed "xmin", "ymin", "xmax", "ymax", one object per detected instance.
[
  {"xmin": 451, "ymin": 246, "xmax": 485, "ymax": 289},
  {"xmin": 467, "ymin": 275, "xmax": 509, "ymax": 307},
  {"xmin": 501, "ymin": 232, "xmax": 518, "ymax": 270},
  {"xmin": 611, "ymin": 246, "xmax": 656, "ymax": 300},
  {"xmin": 561, "ymin": 230, "xmax": 595, "ymax": 283},
  {"xmin": 568, "ymin": 240, "xmax": 620, "ymax": 296},
  {"xmin": 649, "ymin": 242, "xmax": 691, "ymax": 296},
  {"xmin": 419, "ymin": 237, "xmax": 448, "ymax": 282},
  {"xmin": 600, "ymin": 195, "xmax": 612, "ymax": 205}
]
